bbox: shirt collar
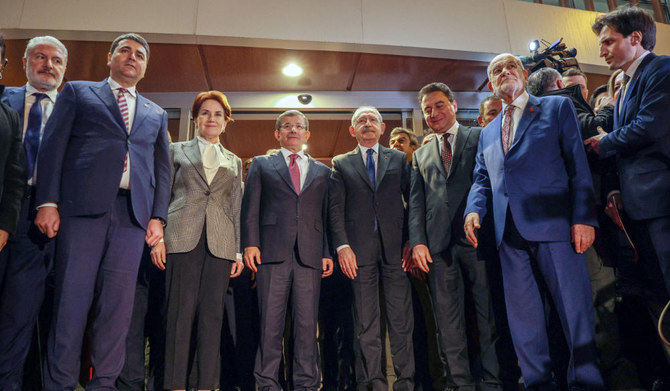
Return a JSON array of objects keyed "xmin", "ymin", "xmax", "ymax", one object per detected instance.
[
  {"xmin": 280, "ymin": 147, "xmax": 306, "ymax": 160},
  {"xmin": 197, "ymin": 136, "xmax": 222, "ymax": 150},
  {"xmin": 107, "ymin": 77, "xmax": 137, "ymax": 98},
  {"xmin": 359, "ymin": 143, "xmax": 379, "ymax": 155},
  {"xmin": 25, "ymin": 83, "xmax": 57, "ymax": 103},
  {"xmin": 504, "ymin": 90, "xmax": 529, "ymax": 113},
  {"xmin": 444, "ymin": 121, "xmax": 459, "ymax": 138},
  {"xmin": 625, "ymin": 50, "xmax": 650, "ymax": 79}
]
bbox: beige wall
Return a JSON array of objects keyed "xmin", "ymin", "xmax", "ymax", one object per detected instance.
[{"xmin": 2, "ymin": 0, "xmax": 669, "ymax": 75}]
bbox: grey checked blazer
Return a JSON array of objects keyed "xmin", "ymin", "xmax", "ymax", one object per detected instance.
[{"xmin": 165, "ymin": 138, "xmax": 242, "ymax": 260}]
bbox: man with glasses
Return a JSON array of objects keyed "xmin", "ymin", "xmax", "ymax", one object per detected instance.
[{"xmin": 242, "ymin": 110, "xmax": 333, "ymax": 391}]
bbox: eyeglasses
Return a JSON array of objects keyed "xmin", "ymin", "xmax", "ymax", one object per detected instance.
[
  {"xmin": 355, "ymin": 116, "xmax": 380, "ymax": 126},
  {"xmin": 280, "ymin": 123, "xmax": 306, "ymax": 131}
]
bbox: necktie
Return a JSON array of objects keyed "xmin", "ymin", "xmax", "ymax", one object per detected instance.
[
  {"xmin": 618, "ymin": 74, "xmax": 631, "ymax": 115},
  {"xmin": 366, "ymin": 148, "xmax": 378, "ymax": 231},
  {"xmin": 366, "ymin": 148, "xmax": 375, "ymax": 189},
  {"xmin": 24, "ymin": 93, "xmax": 47, "ymax": 180},
  {"xmin": 441, "ymin": 133, "xmax": 452, "ymax": 174},
  {"xmin": 501, "ymin": 105, "xmax": 515, "ymax": 155},
  {"xmin": 117, "ymin": 88, "xmax": 130, "ymax": 176},
  {"xmin": 203, "ymin": 143, "xmax": 219, "ymax": 185},
  {"xmin": 289, "ymin": 153, "xmax": 301, "ymax": 195}
]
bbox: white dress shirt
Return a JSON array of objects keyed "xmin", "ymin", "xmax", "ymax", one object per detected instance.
[
  {"xmin": 436, "ymin": 121, "xmax": 459, "ymax": 157},
  {"xmin": 502, "ymin": 90, "xmax": 530, "ymax": 145},
  {"xmin": 358, "ymin": 143, "xmax": 379, "ymax": 177},
  {"xmin": 23, "ymin": 83, "xmax": 58, "ymax": 186},
  {"xmin": 280, "ymin": 147, "xmax": 309, "ymax": 190},
  {"xmin": 108, "ymin": 78, "xmax": 137, "ymax": 190}
]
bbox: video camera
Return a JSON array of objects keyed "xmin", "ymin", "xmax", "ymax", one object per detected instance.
[{"xmin": 519, "ymin": 38, "xmax": 580, "ymax": 73}]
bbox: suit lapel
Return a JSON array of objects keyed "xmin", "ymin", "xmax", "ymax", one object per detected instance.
[
  {"xmin": 271, "ymin": 151, "xmax": 297, "ymax": 194},
  {"xmin": 302, "ymin": 154, "xmax": 320, "ymax": 192},
  {"xmin": 510, "ymin": 95, "xmax": 540, "ymax": 154},
  {"xmin": 449, "ymin": 126, "xmax": 469, "ymax": 177},
  {"xmin": 90, "ymin": 79, "xmax": 127, "ymax": 136},
  {"xmin": 6, "ymin": 87, "xmax": 26, "ymax": 129},
  {"xmin": 132, "ymin": 93, "xmax": 150, "ymax": 134},
  {"xmin": 428, "ymin": 137, "xmax": 448, "ymax": 178},
  {"xmin": 619, "ymin": 53, "xmax": 655, "ymax": 126},
  {"xmin": 182, "ymin": 138, "xmax": 207, "ymax": 184},
  {"xmin": 376, "ymin": 145, "xmax": 391, "ymax": 187}
]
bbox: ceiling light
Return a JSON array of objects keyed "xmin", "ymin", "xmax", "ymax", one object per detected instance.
[{"xmin": 282, "ymin": 63, "xmax": 303, "ymax": 77}]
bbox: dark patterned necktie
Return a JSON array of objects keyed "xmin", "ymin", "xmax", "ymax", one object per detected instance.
[
  {"xmin": 441, "ymin": 133, "xmax": 452, "ymax": 174},
  {"xmin": 24, "ymin": 93, "xmax": 47, "ymax": 179},
  {"xmin": 117, "ymin": 88, "xmax": 130, "ymax": 175},
  {"xmin": 501, "ymin": 105, "xmax": 516, "ymax": 155}
]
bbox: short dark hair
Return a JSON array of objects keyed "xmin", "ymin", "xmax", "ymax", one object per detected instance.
[
  {"xmin": 275, "ymin": 110, "xmax": 309, "ymax": 131},
  {"xmin": 191, "ymin": 90, "xmax": 234, "ymax": 122},
  {"xmin": 589, "ymin": 84, "xmax": 609, "ymax": 108},
  {"xmin": 478, "ymin": 94, "xmax": 501, "ymax": 118},
  {"xmin": 592, "ymin": 6, "xmax": 656, "ymax": 51},
  {"xmin": 527, "ymin": 68, "xmax": 561, "ymax": 95},
  {"xmin": 0, "ymin": 34, "xmax": 5, "ymax": 60},
  {"xmin": 390, "ymin": 127, "xmax": 419, "ymax": 147},
  {"xmin": 109, "ymin": 33, "xmax": 150, "ymax": 59},
  {"xmin": 418, "ymin": 82, "xmax": 454, "ymax": 104},
  {"xmin": 562, "ymin": 68, "xmax": 588, "ymax": 85}
]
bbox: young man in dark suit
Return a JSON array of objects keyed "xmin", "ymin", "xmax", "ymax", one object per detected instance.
[
  {"xmin": 33, "ymin": 33, "xmax": 170, "ymax": 390},
  {"xmin": 328, "ymin": 106, "xmax": 414, "ymax": 391},
  {"xmin": 410, "ymin": 83, "xmax": 501, "ymax": 391},
  {"xmin": 242, "ymin": 110, "xmax": 333, "ymax": 391}
]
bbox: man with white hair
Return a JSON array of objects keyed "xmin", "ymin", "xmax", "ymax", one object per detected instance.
[
  {"xmin": 464, "ymin": 53, "xmax": 603, "ymax": 390},
  {"xmin": 0, "ymin": 35, "xmax": 67, "ymax": 390}
]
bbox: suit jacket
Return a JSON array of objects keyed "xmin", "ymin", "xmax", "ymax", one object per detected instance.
[
  {"xmin": 328, "ymin": 145, "xmax": 409, "ymax": 266},
  {"xmin": 601, "ymin": 52, "xmax": 670, "ymax": 220},
  {"xmin": 465, "ymin": 94, "xmax": 597, "ymax": 247},
  {"xmin": 409, "ymin": 125, "xmax": 480, "ymax": 255},
  {"xmin": 241, "ymin": 151, "xmax": 331, "ymax": 269},
  {"xmin": 35, "ymin": 80, "xmax": 170, "ymax": 229},
  {"xmin": 0, "ymin": 86, "xmax": 26, "ymax": 234},
  {"xmin": 0, "ymin": 86, "xmax": 27, "ymax": 130},
  {"xmin": 165, "ymin": 138, "xmax": 242, "ymax": 260}
]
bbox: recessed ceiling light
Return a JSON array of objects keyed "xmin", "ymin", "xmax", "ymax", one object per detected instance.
[{"xmin": 283, "ymin": 63, "xmax": 303, "ymax": 77}]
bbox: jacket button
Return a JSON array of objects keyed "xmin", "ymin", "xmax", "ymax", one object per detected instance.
[{"xmin": 205, "ymin": 190, "xmax": 211, "ymax": 196}]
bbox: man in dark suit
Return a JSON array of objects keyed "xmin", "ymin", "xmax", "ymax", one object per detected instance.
[
  {"xmin": 242, "ymin": 110, "xmax": 333, "ymax": 391},
  {"xmin": 410, "ymin": 83, "xmax": 501, "ymax": 391},
  {"xmin": 586, "ymin": 6, "xmax": 670, "ymax": 301},
  {"xmin": 464, "ymin": 53, "xmax": 603, "ymax": 390},
  {"xmin": 32, "ymin": 33, "xmax": 170, "ymax": 390},
  {"xmin": 328, "ymin": 106, "xmax": 414, "ymax": 391},
  {"xmin": 0, "ymin": 36, "xmax": 67, "ymax": 390}
]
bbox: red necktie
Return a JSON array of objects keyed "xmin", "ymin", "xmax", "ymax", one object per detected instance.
[
  {"xmin": 441, "ymin": 133, "xmax": 452, "ymax": 174},
  {"xmin": 289, "ymin": 153, "xmax": 301, "ymax": 195},
  {"xmin": 117, "ymin": 88, "xmax": 130, "ymax": 174},
  {"xmin": 501, "ymin": 105, "xmax": 515, "ymax": 155}
]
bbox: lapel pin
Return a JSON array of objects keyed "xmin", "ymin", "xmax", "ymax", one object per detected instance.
[
  {"xmin": 144, "ymin": 103, "xmax": 149, "ymax": 108},
  {"xmin": 529, "ymin": 108, "xmax": 534, "ymax": 112}
]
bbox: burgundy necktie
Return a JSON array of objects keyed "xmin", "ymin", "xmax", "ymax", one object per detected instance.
[
  {"xmin": 289, "ymin": 153, "xmax": 301, "ymax": 195},
  {"xmin": 501, "ymin": 105, "xmax": 515, "ymax": 155},
  {"xmin": 441, "ymin": 133, "xmax": 452, "ymax": 174},
  {"xmin": 117, "ymin": 88, "xmax": 130, "ymax": 174}
]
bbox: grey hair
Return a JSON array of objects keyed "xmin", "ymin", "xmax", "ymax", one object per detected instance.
[{"xmin": 24, "ymin": 36, "xmax": 68, "ymax": 64}]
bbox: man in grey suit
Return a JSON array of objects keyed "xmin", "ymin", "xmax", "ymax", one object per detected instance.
[
  {"xmin": 329, "ymin": 106, "xmax": 414, "ymax": 391},
  {"xmin": 241, "ymin": 110, "xmax": 333, "ymax": 391},
  {"xmin": 410, "ymin": 83, "xmax": 501, "ymax": 391}
]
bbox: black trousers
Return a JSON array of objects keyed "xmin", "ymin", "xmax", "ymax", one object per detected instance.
[{"xmin": 164, "ymin": 228, "xmax": 233, "ymax": 389}]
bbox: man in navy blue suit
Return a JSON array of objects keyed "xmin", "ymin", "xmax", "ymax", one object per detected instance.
[
  {"xmin": 586, "ymin": 7, "xmax": 670, "ymax": 301},
  {"xmin": 0, "ymin": 35, "xmax": 67, "ymax": 390},
  {"xmin": 33, "ymin": 33, "xmax": 170, "ymax": 390},
  {"xmin": 464, "ymin": 53, "xmax": 603, "ymax": 390}
]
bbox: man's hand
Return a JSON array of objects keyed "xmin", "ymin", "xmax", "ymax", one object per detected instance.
[
  {"xmin": 464, "ymin": 212, "xmax": 480, "ymax": 248},
  {"xmin": 571, "ymin": 224, "xmax": 595, "ymax": 254},
  {"xmin": 584, "ymin": 134, "xmax": 605, "ymax": 155},
  {"xmin": 35, "ymin": 206, "xmax": 60, "ymax": 238},
  {"xmin": 604, "ymin": 192, "xmax": 624, "ymax": 230},
  {"xmin": 230, "ymin": 261, "xmax": 244, "ymax": 278},
  {"xmin": 151, "ymin": 242, "xmax": 167, "ymax": 270},
  {"xmin": 244, "ymin": 246, "xmax": 262, "ymax": 273},
  {"xmin": 594, "ymin": 96, "xmax": 616, "ymax": 113},
  {"xmin": 411, "ymin": 244, "xmax": 433, "ymax": 274},
  {"xmin": 337, "ymin": 247, "xmax": 358, "ymax": 279},
  {"xmin": 401, "ymin": 242, "xmax": 412, "ymax": 271},
  {"xmin": 145, "ymin": 219, "xmax": 164, "ymax": 247},
  {"xmin": 0, "ymin": 229, "xmax": 9, "ymax": 253},
  {"xmin": 322, "ymin": 258, "xmax": 334, "ymax": 278}
]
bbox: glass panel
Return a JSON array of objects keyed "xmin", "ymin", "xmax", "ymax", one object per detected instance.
[
  {"xmin": 593, "ymin": 0, "xmax": 613, "ymax": 12},
  {"xmin": 572, "ymin": 0, "xmax": 588, "ymax": 9}
]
